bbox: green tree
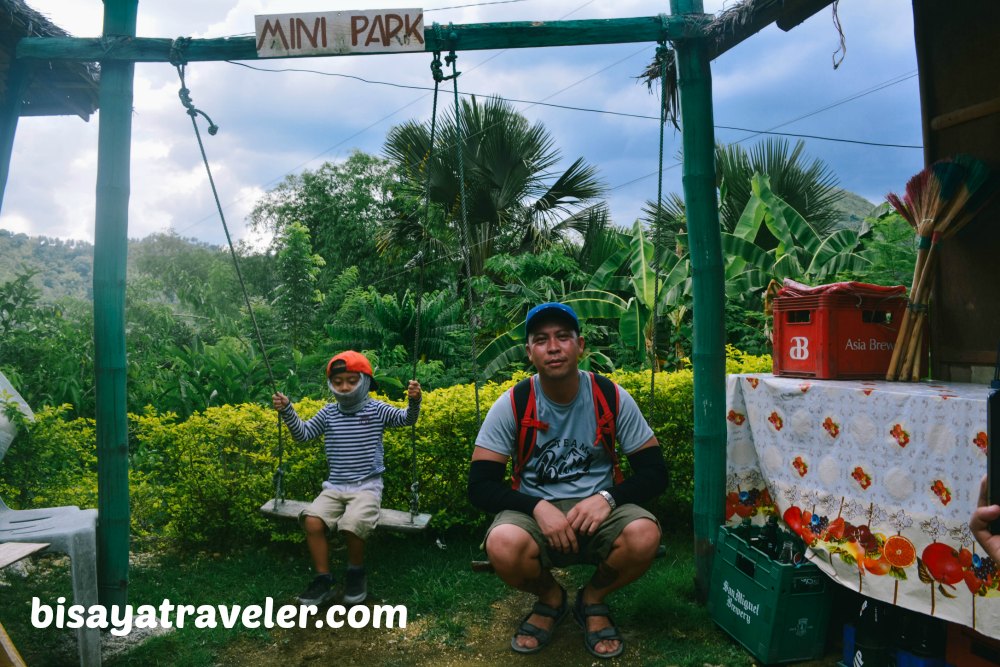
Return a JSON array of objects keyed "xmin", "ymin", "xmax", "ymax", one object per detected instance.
[
  {"xmin": 383, "ymin": 95, "xmax": 605, "ymax": 278},
  {"xmin": 326, "ymin": 288, "xmax": 466, "ymax": 368},
  {"xmin": 716, "ymin": 139, "xmax": 843, "ymax": 242},
  {"xmin": 723, "ymin": 173, "xmax": 870, "ymax": 296},
  {"xmin": 273, "ymin": 222, "xmax": 325, "ymax": 349},
  {"xmin": 130, "ymin": 232, "xmax": 242, "ymax": 324},
  {"xmin": 477, "ymin": 221, "xmax": 690, "ymax": 377},
  {"xmin": 854, "ymin": 207, "xmax": 917, "ymax": 288},
  {"xmin": 249, "ymin": 151, "xmax": 403, "ymax": 292}
]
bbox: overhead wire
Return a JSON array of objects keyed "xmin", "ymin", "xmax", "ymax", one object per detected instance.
[
  {"xmin": 172, "ymin": 0, "xmax": 622, "ymax": 237},
  {"xmin": 174, "ymin": 7, "xmax": 919, "ymax": 272}
]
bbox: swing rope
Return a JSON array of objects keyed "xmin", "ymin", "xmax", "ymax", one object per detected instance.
[
  {"xmin": 403, "ymin": 51, "xmax": 450, "ymax": 522},
  {"xmin": 649, "ymin": 41, "xmax": 670, "ymax": 410},
  {"xmin": 435, "ymin": 22, "xmax": 482, "ymax": 424},
  {"xmin": 169, "ymin": 40, "xmax": 287, "ymax": 508}
]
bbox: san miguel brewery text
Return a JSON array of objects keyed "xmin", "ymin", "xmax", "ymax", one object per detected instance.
[{"xmin": 722, "ymin": 580, "xmax": 760, "ymax": 625}]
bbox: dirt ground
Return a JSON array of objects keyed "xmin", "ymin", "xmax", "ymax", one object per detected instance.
[
  {"xmin": 217, "ymin": 589, "xmax": 670, "ymax": 667},
  {"xmin": 214, "ymin": 589, "xmax": 843, "ymax": 667}
]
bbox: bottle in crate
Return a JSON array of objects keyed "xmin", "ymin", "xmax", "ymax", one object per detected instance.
[{"xmin": 853, "ymin": 597, "xmax": 892, "ymax": 667}]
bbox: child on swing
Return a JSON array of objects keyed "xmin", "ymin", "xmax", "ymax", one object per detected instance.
[{"xmin": 272, "ymin": 350, "xmax": 421, "ymax": 605}]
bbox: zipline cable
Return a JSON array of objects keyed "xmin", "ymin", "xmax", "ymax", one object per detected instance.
[{"xmin": 169, "ymin": 39, "xmax": 287, "ymax": 508}]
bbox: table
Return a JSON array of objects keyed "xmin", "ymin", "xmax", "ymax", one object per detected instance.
[
  {"xmin": 0, "ymin": 542, "xmax": 47, "ymax": 570},
  {"xmin": 725, "ymin": 374, "xmax": 998, "ymax": 638},
  {"xmin": 0, "ymin": 542, "xmax": 47, "ymax": 667}
]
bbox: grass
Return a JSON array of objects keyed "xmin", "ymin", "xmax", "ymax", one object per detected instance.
[{"xmin": 0, "ymin": 527, "xmax": 845, "ymax": 666}]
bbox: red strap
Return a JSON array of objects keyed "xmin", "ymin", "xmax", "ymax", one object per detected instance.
[
  {"xmin": 511, "ymin": 379, "xmax": 548, "ymax": 490},
  {"xmin": 590, "ymin": 372, "xmax": 624, "ymax": 484}
]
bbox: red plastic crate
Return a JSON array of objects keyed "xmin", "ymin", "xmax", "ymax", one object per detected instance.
[{"xmin": 772, "ymin": 293, "xmax": 907, "ymax": 379}]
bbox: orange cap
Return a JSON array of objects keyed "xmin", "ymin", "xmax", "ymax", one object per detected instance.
[{"xmin": 326, "ymin": 350, "xmax": 374, "ymax": 379}]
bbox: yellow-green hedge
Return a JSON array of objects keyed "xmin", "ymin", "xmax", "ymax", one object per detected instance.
[{"xmin": 1, "ymin": 348, "xmax": 770, "ymax": 545}]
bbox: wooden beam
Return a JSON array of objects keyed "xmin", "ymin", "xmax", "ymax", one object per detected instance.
[
  {"xmin": 930, "ymin": 95, "xmax": 1000, "ymax": 131},
  {"xmin": 17, "ymin": 15, "xmax": 696, "ymax": 64}
]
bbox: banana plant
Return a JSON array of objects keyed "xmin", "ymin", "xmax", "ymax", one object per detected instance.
[
  {"xmin": 477, "ymin": 220, "xmax": 690, "ymax": 377},
  {"xmin": 723, "ymin": 173, "xmax": 871, "ymax": 298}
]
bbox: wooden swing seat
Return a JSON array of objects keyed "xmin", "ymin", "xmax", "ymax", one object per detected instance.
[{"xmin": 259, "ymin": 498, "xmax": 431, "ymax": 534}]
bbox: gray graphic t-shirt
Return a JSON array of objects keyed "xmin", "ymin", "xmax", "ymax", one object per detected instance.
[{"xmin": 476, "ymin": 372, "xmax": 654, "ymax": 500}]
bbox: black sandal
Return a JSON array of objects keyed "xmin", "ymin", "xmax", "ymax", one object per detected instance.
[
  {"xmin": 510, "ymin": 586, "xmax": 568, "ymax": 654},
  {"xmin": 573, "ymin": 587, "xmax": 625, "ymax": 659}
]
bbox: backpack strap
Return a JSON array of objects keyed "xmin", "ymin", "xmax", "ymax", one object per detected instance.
[
  {"xmin": 510, "ymin": 377, "xmax": 548, "ymax": 490},
  {"xmin": 590, "ymin": 372, "xmax": 624, "ymax": 485}
]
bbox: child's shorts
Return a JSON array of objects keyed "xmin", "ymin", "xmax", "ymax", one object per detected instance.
[{"xmin": 300, "ymin": 477, "xmax": 383, "ymax": 540}]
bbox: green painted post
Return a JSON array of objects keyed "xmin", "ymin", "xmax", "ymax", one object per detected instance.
[
  {"xmin": 670, "ymin": 0, "xmax": 726, "ymax": 601},
  {"xmin": 17, "ymin": 15, "xmax": 697, "ymax": 63},
  {"xmin": 0, "ymin": 61, "xmax": 32, "ymax": 212},
  {"xmin": 94, "ymin": 0, "xmax": 137, "ymax": 608}
]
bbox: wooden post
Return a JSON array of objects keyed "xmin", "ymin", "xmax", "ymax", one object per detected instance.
[
  {"xmin": 670, "ymin": 0, "xmax": 725, "ymax": 602},
  {"xmin": 0, "ymin": 61, "xmax": 32, "ymax": 213},
  {"xmin": 94, "ymin": 0, "xmax": 137, "ymax": 608}
]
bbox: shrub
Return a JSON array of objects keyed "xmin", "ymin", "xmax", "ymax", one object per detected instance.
[
  {"xmin": 0, "ymin": 404, "xmax": 96, "ymax": 509},
  {"xmin": 5, "ymin": 348, "xmax": 771, "ymax": 545}
]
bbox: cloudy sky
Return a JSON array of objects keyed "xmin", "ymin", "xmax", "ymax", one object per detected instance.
[{"xmin": 1, "ymin": 0, "xmax": 923, "ymax": 247}]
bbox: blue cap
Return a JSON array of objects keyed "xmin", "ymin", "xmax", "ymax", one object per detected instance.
[{"xmin": 525, "ymin": 302, "xmax": 580, "ymax": 336}]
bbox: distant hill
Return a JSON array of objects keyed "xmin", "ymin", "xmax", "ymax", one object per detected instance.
[
  {"xmin": 832, "ymin": 189, "xmax": 877, "ymax": 231},
  {"xmin": 0, "ymin": 230, "xmax": 230, "ymax": 304},
  {"xmin": 0, "ymin": 230, "xmax": 95, "ymax": 301}
]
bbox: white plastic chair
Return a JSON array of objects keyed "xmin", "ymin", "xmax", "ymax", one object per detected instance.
[{"xmin": 0, "ymin": 374, "xmax": 101, "ymax": 666}]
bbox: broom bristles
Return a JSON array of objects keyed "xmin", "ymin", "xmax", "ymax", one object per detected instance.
[
  {"xmin": 932, "ymin": 160, "xmax": 967, "ymax": 203},
  {"xmin": 886, "ymin": 192, "xmax": 916, "ymax": 228}
]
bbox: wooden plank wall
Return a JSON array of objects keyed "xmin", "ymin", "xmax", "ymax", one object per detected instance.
[{"xmin": 913, "ymin": 0, "xmax": 1000, "ymax": 382}]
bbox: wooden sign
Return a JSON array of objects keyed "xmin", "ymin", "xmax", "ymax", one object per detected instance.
[{"xmin": 255, "ymin": 9, "xmax": 424, "ymax": 58}]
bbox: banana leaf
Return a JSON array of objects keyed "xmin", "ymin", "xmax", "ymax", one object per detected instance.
[
  {"xmin": 619, "ymin": 298, "xmax": 647, "ymax": 357},
  {"xmin": 627, "ymin": 219, "xmax": 657, "ymax": 309}
]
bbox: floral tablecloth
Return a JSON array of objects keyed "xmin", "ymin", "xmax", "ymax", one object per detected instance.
[{"xmin": 725, "ymin": 374, "xmax": 997, "ymax": 638}]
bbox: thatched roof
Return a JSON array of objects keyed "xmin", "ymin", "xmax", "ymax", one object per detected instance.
[
  {"xmin": 0, "ymin": 0, "xmax": 99, "ymax": 120},
  {"xmin": 638, "ymin": 0, "xmax": 837, "ymax": 124}
]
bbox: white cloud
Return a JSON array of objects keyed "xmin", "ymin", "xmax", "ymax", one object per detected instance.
[{"xmin": 4, "ymin": 0, "xmax": 923, "ymax": 247}]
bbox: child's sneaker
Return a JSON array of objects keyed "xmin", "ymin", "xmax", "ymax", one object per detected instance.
[
  {"xmin": 297, "ymin": 574, "xmax": 335, "ymax": 606},
  {"xmin": 343, "ymin": 567, "xmax": 367, "ymax": 604}
]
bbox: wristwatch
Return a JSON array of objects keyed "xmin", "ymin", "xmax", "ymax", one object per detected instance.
[{"xmin": 598, "ymin": 489, "xmax": 616, "ymax": 510}]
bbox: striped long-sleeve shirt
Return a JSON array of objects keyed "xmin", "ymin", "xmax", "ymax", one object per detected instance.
[{"xmin": 279, "ymin": 398, "xmax": 420, "ymax": 484}]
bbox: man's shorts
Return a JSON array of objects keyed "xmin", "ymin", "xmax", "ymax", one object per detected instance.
[
  {"xmin": 484, "ymin": 498, "xmax": 660, "ymax": 569},
  {"xmin": 300, "ymin": 477, "xmax": 383, "ymax": 540}
]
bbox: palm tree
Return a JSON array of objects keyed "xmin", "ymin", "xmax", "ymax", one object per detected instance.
[
  {"xmin": 716, "ymin": 138, "xmax": 843, "ymax": 243},
  {"xmin": 383, "ymin": 95, "xmax": 606, "ymax": 278},
  {"xmin": 325, "ymin": 288, "xmax": 466, "ymax": 363}
]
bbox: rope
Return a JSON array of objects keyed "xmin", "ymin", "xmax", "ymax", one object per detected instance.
[
  {"xmin": 649, "ymin": 42, "xmax": 669, "ymax": 411},
  {"xmin": 436, "ymin": 22, "xmax": 482, "ymax": 425},
  {"xmin": 404, "ymin": 51, "xmax": 450, "ymax": 522},
  {"xmin": 170, "ymin": 49, "xmax": 287, "ymax": 507}
]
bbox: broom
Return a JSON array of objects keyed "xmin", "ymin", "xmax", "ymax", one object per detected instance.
[
  {"xmin": 899, "ymin": 155, "xmax": 994, "ymax": 380},
  {"xmin": 885, "ymin": 166, "xmax": 942, "ymax": 380},
  {"xmin": 886, "ymin": 156, "xmax": 995, "ymax": 380}
]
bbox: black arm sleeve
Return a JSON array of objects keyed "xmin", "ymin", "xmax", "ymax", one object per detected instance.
[
  {"xmin": 468, "ymin": 460, "xmax": 542, "ymax": 516},
  {"xmin": 606, "ymin": 445, "xmax": 669, "ymax": 507}
]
